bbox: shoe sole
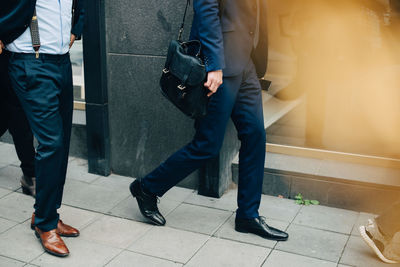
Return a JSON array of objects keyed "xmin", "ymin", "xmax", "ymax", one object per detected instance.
[
  {"xmin": 235, "ymin": 226, "xmax": 288, "ymax": 241},
  {"xmin": 129, "ymin": 182, "xmax": 165, "ymax": 226},
  {"xmin": 34, "ymin": 230, "xmax": 69, "ymax": 257},
  {"xmin": 359, "ymin": 226, "xmax": 398, "ymax": 264}
]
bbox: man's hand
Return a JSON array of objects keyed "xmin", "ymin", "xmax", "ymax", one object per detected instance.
[
  {"xmin": 204, "ymin": 70, "xmax": 223, "ymax": 97},
  {"xmin": 69, "ymin": 34, "xmax": 76, "ymax": 49},
  {"xmin": 0, "ymin": 40, "xmax": 4, "ymax": 54}
]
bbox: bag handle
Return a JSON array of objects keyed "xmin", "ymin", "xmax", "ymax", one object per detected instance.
[{"xmin": 178, "ymin": 0, "xmax": 190, "ymax": 42}]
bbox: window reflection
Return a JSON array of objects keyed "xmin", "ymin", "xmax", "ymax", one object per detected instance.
[
  {"xmin": 265, "ymin": 0, "xmax": 400, "ymax": 159},
  {"xmin": 70, "ymin": 39, "xmax": 85, "ymax": 105}
]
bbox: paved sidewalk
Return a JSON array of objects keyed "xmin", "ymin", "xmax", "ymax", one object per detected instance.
[{"xmin": 0, "ymin": 142, "xmax": 398, "ymax": 267}]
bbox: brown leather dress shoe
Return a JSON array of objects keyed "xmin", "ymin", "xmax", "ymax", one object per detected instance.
[
  {"xmin": 31, "ymin": 213, "xmax": 80, "ymax": 237},
  {"xmin": 35, "ymin": 227, "xmax": 69, "ymax": 257}
]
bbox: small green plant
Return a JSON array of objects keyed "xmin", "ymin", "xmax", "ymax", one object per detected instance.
[{"xmin": 294, "ymin": 193, "xmax": 320, "ymax": 206}]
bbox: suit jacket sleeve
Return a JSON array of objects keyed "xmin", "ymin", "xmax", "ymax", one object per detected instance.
[
  {"xmin": 71, "ymin": 0, "xmax": 85, "ymax": 40},
  {"xmin": 193, "ymin": 0, "xmax": 225, "ymax": 72},
  {"xmin": 0, "ymin": 0, "xmax": 36, "ymax": 44}
]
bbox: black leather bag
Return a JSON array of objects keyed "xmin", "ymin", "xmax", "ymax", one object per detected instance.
[{"xmin": 160, "ymin": 0, "xmax": 209, "ymax": 119}]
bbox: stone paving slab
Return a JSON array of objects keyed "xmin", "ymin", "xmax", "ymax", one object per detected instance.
[
  {"xmin": 90, "ymin": 174, "xmax": 133, "ymax": 191},
  {"xmin": 340, "ymin": 235, "xmax": 400, "ymax": 267},
  {"xmin": 0, "ymin": 187, "xmax": 12, "ymax": 199},
  {"xmin": 165, "ymin": 203, "xmax": 233, "ymax": 235},
  {"xmin": 0, "ymin": 192, "xmax": 34, "ymax": 223},
  {"xmin": 106, "ymin": 251, "xmax": 183, "ymax": 267},
  {"xmin": 186, "ymin": 237, "xmax": 270, "ymax": 267},
  {"xmin": 258, "ymin": 195, "xmax": 302, "ymax": 223},
  {"xmin": 0, "ymin": 165, "xmax": 22, "ymax": 191},
  {"xmin": 262, "ymin": 250, "xmax": 337, "ymax": 267},
  {"xmin": 184, "ymin": 189, "xmax": 238, "ymax": 211},
  {"xmin": 62, "ymin": 179, "xmax": 130, "ymax": 213},
  {"xmin": 293, "ymin": 205, "xmax": 359, "ymax": 234},
  {"xmin": 128, "ymin": 226, "xmax": 209, "ymax": 264},
  {"xmin": 0, "ymin": 221, "xmax": 44, "ymax": 263},
  {"xmin": 0, "ymin": 143, "xmax": 19, "ymax": 166},
  {"xmin": 0, "ymin": 255, "xmax": 26, "ymax": 267},
  {"xmin": 214, "ymin": 214, "xmax": 289, "ymax": 248},
  {"xmin": 161, "ymin": 186, "xmax": 195, "ymax": 203},
  {"xmin": 31, "ymin": 238, "xmax": 122, "ymax": 267},
  {"xmin": 0, "ymin": 217, "xmax": 18, "ymax": 234},
  {"xmin": 66, "ymin": 158, "xmax": 101, "ymax": 184},
  {"xmin": 57, "ymin": 205, "xmax": 101, "ymax": 230},
  {"xmin": 276, "ymin": 224, "xmax": 349, "ymax": 262},
  {"xmin": 81, "ymin": 215, "xmax": 152, "ymax": 249},
  {"xmin": 0, "ymin": 141, "xmax": 395, "ymax": 267}
]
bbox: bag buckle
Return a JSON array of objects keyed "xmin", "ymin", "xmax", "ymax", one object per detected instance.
[
  {"xmin": 162, "ymin": 68, "xmax": 170, "ymax": 74},
  {"xmin": 178, "ymin": 84, "xmax": 186, "ymax": 90}
]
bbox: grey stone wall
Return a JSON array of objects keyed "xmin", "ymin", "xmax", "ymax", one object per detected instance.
[{"xmin": 104, "ymin": 0, "xmax": 239, "ymax": 191}]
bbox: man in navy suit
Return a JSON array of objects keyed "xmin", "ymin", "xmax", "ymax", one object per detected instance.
[{"xmin": 130, "ymin": 0, "xmax": 288, "ymax": 241}]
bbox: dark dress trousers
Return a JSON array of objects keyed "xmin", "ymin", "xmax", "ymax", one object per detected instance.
[
  {"xmin": 9, "ymin": 53, "xmax": 73, "ymax": 231},
  {"xmin": 5, "ymin": 1, "xmax": 85, "ymax": 231},
  {"xmin": 0, "ymin": 52, "xmax": 35, "ymax": 178},
  {"xmin": 142, "ymin": 0, "xmax": 268, "ymax": 219}
]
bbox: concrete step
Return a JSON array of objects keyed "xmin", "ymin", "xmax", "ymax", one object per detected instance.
[
  {"xmin": 231, "ymin": 152, "xmax": 400, "ymax": 214},
  {"xmin": 262, "ymin": 91, "xmax": 303, "ymax": 129}
]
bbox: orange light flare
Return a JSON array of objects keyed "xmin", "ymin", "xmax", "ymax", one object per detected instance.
[{"xmin": 266, "ymin": 0, "xmax": 400, "ymax": 158}]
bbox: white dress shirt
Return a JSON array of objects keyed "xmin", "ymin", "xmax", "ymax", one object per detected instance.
[{"xmin": 7, "ymin": 0, "xmax": 73, "ymax": 55}]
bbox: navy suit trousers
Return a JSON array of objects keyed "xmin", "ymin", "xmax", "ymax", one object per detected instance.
[
  {"xmin": 0, "ymin": 52, "xmax": 35, "ymax": 178},
  {"xmin": 143, "ymin": 59, "xmax": 266, "ymax": 219},
  {"xmin": 8, "ymin": 53, "xmax": 73, "ymax": 231}
]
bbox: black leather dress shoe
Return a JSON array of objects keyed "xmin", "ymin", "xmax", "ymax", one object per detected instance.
[
  {"xmin": 235, "ymin": 216, "xmax": 289, "ymax": 241},
  {"xmin": 129, "ymin": 179, "xmax": 166, "ymax": 226},
  {"xmin": 21, "ymin": 175, "xmax": 36, "ymax": 197}
]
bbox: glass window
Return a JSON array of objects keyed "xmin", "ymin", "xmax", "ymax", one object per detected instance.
[
  {"xmin": 70, "ymin": 39, "xmax": 85, "ymax": 110},
  {"xmin": 264, "ymin": 0, "xmax": 400, "ymax": 159}
]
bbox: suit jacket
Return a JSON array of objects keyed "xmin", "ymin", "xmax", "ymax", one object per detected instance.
[
  {"xmin": 190, "ymin": 0, "xmax": 268, "ymax": 78},
  {"xmin": 0, "ymin": 0, "xmax": 85, "ymax": 44}
]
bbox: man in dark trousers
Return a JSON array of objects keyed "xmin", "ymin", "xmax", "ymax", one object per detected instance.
[
  {"xmin": 0, "ymin": 0, "xmax": 84, "ymax": 257},
  {"xmin": 130, "ymin": 0, "xmax": 289, "ymax": 241},
  {"xmin": 0, "ymin": 51, "xmax": 36, "ymax": 197}
]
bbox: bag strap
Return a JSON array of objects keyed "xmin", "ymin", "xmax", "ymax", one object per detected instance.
[
  {"xmin": 178, "ymin": 0, "xmax": 190, "ymax": 42},
  {"xmin": 30, "ymin": 8, "xmax": 41, "ymax": 58}
]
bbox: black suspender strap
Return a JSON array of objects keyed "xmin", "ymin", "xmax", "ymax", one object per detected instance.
[{"xmin": 30, "ymin": 8, "xmax": 41, "ymax": 58}]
